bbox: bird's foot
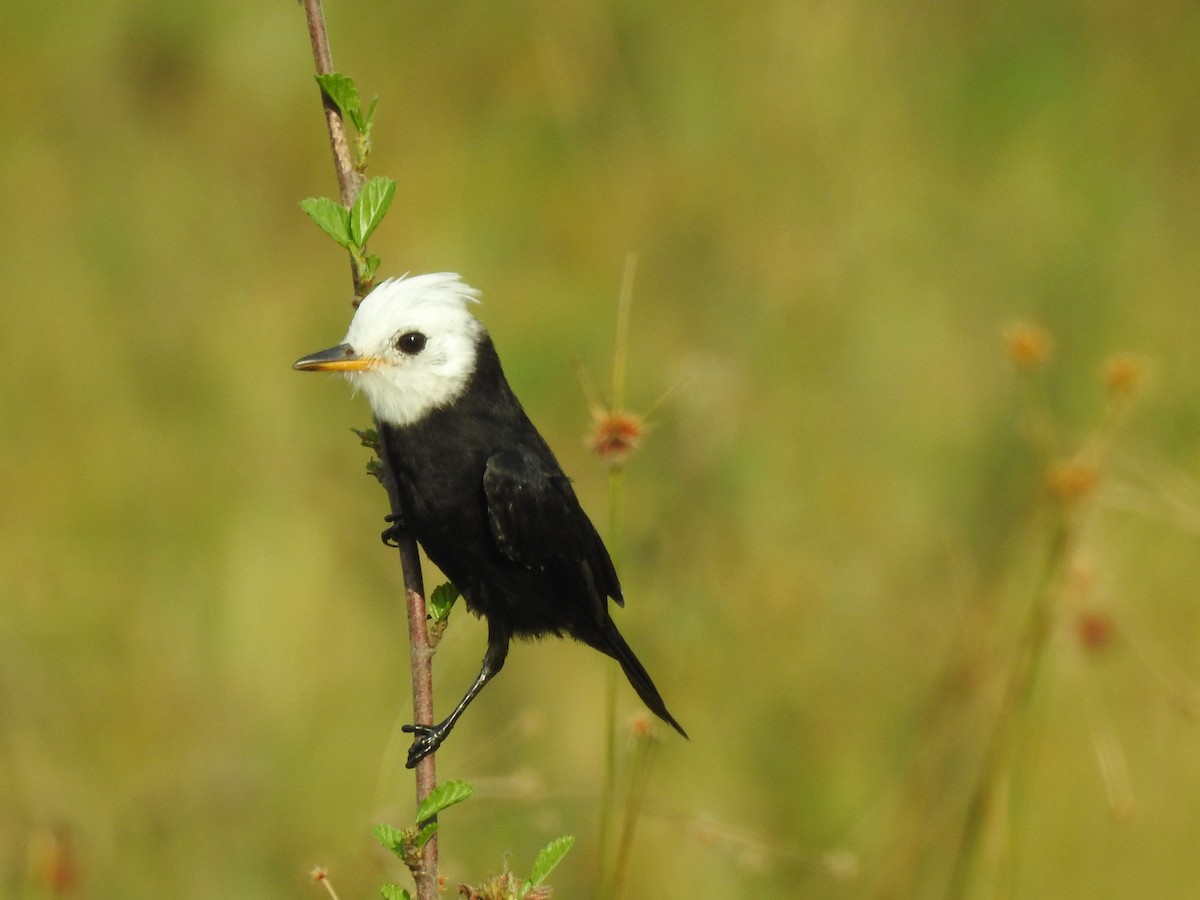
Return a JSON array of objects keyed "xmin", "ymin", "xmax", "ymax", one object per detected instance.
[
  {"xmin": 381, "ymin": 513, "xmax": 406, "ymax": 547},
  {"xmin": 401, "ymin": 721, "xmax": 448, "ymax": 769}
]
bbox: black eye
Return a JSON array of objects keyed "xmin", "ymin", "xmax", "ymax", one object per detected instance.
[{"xmin": 394, "ymin": 331, "xmax": 427, "ymax": 355}]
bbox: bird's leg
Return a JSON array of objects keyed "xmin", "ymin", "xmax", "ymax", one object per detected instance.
[
  {"xmin": 380, "ymin": 512, "xmax": 406, "ymax": 547},
  {"xmin": 402, "ymin": 621, "xmax": 510, "ymax": 768}
]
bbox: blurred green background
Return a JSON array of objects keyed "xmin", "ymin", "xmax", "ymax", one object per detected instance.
[{"xmin": 4, "ymin": 0, "xmax": 1200, "ymax": 896}]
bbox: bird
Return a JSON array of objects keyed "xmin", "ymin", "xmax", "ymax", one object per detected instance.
[{"xmin": 294, "ymin": 273, "xmax": 686, "ymax": 767}]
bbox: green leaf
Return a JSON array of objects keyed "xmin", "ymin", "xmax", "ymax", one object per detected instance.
[
  {"xmin": 299, "ymin": 197, "xmax": 353, "ymax": 249},
  {"xmin": 373, "ymin": 823, "xmax": 407, "ymax": 858},
  {"xmin": 415, "ymin": 821, "xmax": 438, "ymax": 850},
  {"xmin": 361, "ymin": 252, "xmax": 382, "ymax": 283},
  {"xmin": 415, "ymin": 779, "xmax": 474, "ymax": 823},
  {"xmin": 354, "ymin": 95, "xmax": 380, "ymax": 170},
  {"xmin": 379, "ymin": 885, "xmax": 411, "ymax": 900},
  {"xmin": 315, "ymin": 72, "xmax": 363, "ymax": 129},
  {"xmin": 363, "ymin": 94, "xmax": 380, "ymax": 135},
  {"xmin": 522, "ymin": 835, "xmax": 575, "ymax": 896},
  {"xmin": 350, "ymin": 176, "xmax": 397, "ymax": 246},
  {"xmin": 352, "ymin": 426, "xmax": 380, "ymax": 452},
  {"xmin": 428, "ymin": 582, "xmax": 460, "ymax": 623},
  {"xmin": 353, "ymin": 133, "xmax": 372, "ymax": 172}
]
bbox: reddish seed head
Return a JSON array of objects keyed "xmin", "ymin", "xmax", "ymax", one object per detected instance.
[
  {"xmin": 629, "ymin": 711, "xmax": 654, "ymax": 738},
  {"xmin": 590, "ymin": 410, "xmax": 645, "ymax": 467},
  {"xmin": 28, "ymin": 825, "xmax": 78, "ymax": 893},
  {"xmin": 1076, "ymin": 610, "xmax": 1116, "ymax": 652}
]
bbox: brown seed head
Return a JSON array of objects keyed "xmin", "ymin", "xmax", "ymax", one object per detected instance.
[
  {"xmin": 1045, "ymin": 457, "xmax": 1101, "ymax": 505},
  {"xmin": 1103, "ymin": 354, "xmax": 1145, "ymax": 400},
  {"xmin": 1004, "ymin": 321, "xmax": 1054, "ymax": 371}
]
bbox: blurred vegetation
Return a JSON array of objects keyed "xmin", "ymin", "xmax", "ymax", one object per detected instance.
[{"xmin": 3, "ymin": 0, "xmax": 1200, "ymax": 897}]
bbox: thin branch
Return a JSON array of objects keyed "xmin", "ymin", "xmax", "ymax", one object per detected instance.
[
  {"xmin": 300, "ymin": 2, "xmax": 439, "ymax": 898},
  {"xmin": 302, "ymin": 0, "xmax": 360, "ymax": 207},
  {"xmin": 380, "ymin": 447, "xmax": 441, "ymax": 838}
]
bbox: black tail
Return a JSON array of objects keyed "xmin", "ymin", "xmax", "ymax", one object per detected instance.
[{"xmin": 595, "ymin": 621, "xmax": 687, "ymax": 738}]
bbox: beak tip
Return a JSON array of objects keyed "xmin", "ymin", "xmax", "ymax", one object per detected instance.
[{"xmin": 292, "ymin": 343, "xmax": 370, "ymax": 373}]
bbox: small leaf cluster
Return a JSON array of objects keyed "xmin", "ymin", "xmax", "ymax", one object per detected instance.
[
  {"xmin": 375, "ymin": 781, "xmax": 476, "ymax": 899},
  {"xmin": 427, "ymin": 581, "xmax": 460, "ymax": 644},
  {"xmin": 300, "ymin": 177, "xmax": 394, "ymax": 288},
  {"xmin": 351, "ymin": 427, "xmax": 385, "ymax": 481},
  {"xmin": 300, "ymin": 72, "xmax": 396, "ymax": 291},
  {"xmin": 459, "ymin": 836, "xmax": 576, "ymax": 900},
  {"xmin": 373, "ymin": 784, "xmax": 573, "ymax": 900},
  {"xmin": 316, "ymin": 72, "xmax": 378, "ymax": 170}
]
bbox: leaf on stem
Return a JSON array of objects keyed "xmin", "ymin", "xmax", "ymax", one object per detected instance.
[
  {"xmin": 428, "ymin": 582, "xmax": 460, "ymax": 623},
  {"xmin": 352, "ymin": 426, "xmax": 381, "ymax": 453},
  {"xmin": 351, "ymin": 176, "xmax": 397, "ymax": 247},
  {"xmin": 379, "ymin": 885, "xmax": 412, "ymax": 900},
  {"xmin": 355, "ymin": 94, "xmax": 380, "ymax": 168},
  {"xmin": 415, "ymin": 822, "xmax": 439, "ymax": 851},
  {"xmin": 373, "ymin": 823, "xmax": 407, "ymax": 859},
  {"xmin": 416, "ymin": 779, "xmax": 474, "ymax": 824},
  {"xmin": 315, "ymin": 72, "xmax": 364, "ymax": 131},
  {"xmin": 363, "ymin": 95, "xmax": 380, "ymax": 137},
  {"xmin": 300, "ymin": 196, "xmax": 353, "ymax": 249},
  {"xmin": 361, "ymin": 252, "xmax": 382, "ymax": 284},
  {"xmin": 521, "ymin": 835, "xmax": 575, "ymax": 897}
]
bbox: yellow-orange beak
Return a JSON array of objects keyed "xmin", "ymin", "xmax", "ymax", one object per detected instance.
[{"xmin": 293, "ymin": 343, "xmax": 376, "ymax": 372}]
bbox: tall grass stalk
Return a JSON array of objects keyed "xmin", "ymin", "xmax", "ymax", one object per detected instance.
[
  {"xmin": 945, "ymin": 511, "xmax": 1071, "ymax": 899},
  {"xmin": 610, "ymin": 720, "xmax": 661, "ymax": 900},
  {"xmin": 586, "ymin": 254, "xmax": 656, "ymax": 900},
  {"xmin": 596, "ymin": 468, "xmax": 624, "ymax": 896}
]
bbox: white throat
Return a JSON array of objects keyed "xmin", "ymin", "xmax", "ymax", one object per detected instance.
[{"xmin": 352, "ymin": 355, "xmax": 478, "ymax": 427}]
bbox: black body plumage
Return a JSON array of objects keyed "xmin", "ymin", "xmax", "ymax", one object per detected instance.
[{"xmin": 380, "ymin": 334, "xmax": 685, "ymax": 764}]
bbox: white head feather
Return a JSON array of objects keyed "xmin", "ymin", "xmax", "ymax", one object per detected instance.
[{"xmin": 341, "ymin": 273, "xmax": 485, "ymax": 427}]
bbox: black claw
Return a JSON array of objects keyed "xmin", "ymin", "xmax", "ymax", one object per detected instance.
[
  {"xmin": 381, "ymin": 513, "xmax": 405, "ymax": 547},
  {"xmin": 402, "ymin": 722, "xmax": 447, "ymax": 768}
]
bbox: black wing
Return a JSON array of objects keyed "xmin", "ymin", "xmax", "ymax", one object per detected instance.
[{"xmin": 483, "ymin": 448, "xmax": 623, "ymax": 619}]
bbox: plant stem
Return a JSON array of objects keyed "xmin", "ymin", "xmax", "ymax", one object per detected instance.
[
  {"xmin": 611, "ymin": 728, "xmax": 658, "ymax": 900},
  {"xmin": 945, "ymin": 513, "xmax": 1071, "ymax": 899},
  {"xmin": 300, "ymin": 3, "xmax": 439, "ymax": 898},
  {"xmin": 595, "ymin": 256, "xmax": 637, "ymax": 899},
  {"xmin": 610, "ymin": 254, "xmax": 637, "ymax": 418},
  {"xmin": 595, "ymin": 469, "xmax": 624, "ymax": 900}
]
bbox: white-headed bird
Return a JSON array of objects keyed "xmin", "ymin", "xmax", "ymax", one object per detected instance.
[{"xmin": 294, "ymin": 273, "xmax": 685, "ymax": 767}]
